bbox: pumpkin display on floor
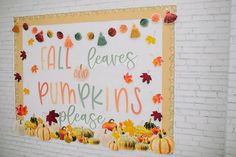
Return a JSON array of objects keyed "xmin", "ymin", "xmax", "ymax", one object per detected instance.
[
  {"xmin": 150, "ymin": 133, "xmax": 174, "ymax": 154},
  {"xmin": 15, "ymin": 119, "xmax": 25, "ymax": 136},
  {"xmin": 117, "ymin": 136, "xmax": 136, "ymax": 150},
  {"xmin": 135, "ymin": 143, "xmax": 149, "ymax": 151},
  {"xmin": 88, "ymin": 138, "xmax": 100, "ymax": 145},
  {"xmin": 36, "ymin": 124, "xmax": 51, "ymax": 141},
  {"xmin": 108, "ymin": 140, "xmax": 119, "ymax": 151},
  {"xmin": 73, "ymin": 127, "xmax": 94, "ymax": 138},
  {"xmin": 94, "ymin": 129, "xmax": 115, "ymax": 147},
  {"xmin": 25, "ymin": 127, "xmax": 35, "ymax": 136}
]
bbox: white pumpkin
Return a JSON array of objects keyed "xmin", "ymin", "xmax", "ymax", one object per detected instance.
[
  {"xmin": 94, "ymin": 129, "xmax": 115, "ymax": 147},
  {"xmin": 15, "ymin": 119, "xmax": 25, "ymax": 136}
]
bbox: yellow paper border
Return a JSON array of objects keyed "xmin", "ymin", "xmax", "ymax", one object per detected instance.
[{"xmin": 14, "ymin": 6, "xmax": 175, "ymax": 138}]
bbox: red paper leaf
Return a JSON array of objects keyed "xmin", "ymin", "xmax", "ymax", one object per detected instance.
[
  {"xmin": 140, "ymin": 73, "xmax": 152, "ymax": 84},
  {"xmin": 164, "ymin": 11, "xmax": 177, "ymax": 24},
  {"xmin": 16, "ymin": 104, "xmax": 28, "ymax": 116},
  {"xmin": 46, "ymin": 110, "xmax": 59, "ymax": 125},
  {"xmin": 151, "ymin": 111, "xmax": 162, "ymax": 122},
  {"xmin": 14, "ymin": 73, "xmax": 22, "ymax": 82},
  {"xmin": 20, "ymin": 51, "xmax": 27, "ymax": 60}
]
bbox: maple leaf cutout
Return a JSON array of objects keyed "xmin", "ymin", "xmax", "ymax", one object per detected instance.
[
  {"xmin": 14, "ymin": 73, "xmax": 22, "ymax": 82},
  {"xmin": 31, "ymin": 65, "xmax": 38, "ymax": 73},
  {"xmin": 28, "ymin": 38, "xmax": 34, "ymax": 46},
  {"xmin": 123, "ymin": 119, "xmax": 136, "ymax": 136},
  {"xmin": 46, "ymin": 110, "xmax": 59, "ymax": 126},
  {"xmin": 16, "ymin": 104, "xmax": 28, "ymax": 116},
  {"xmin": 152, "ymin": 94, "xmax": 163, "ymax": 104},
  {"xmin": 140, "ymin": 73, "xmax": 152, "ymax": 84},
  {"xmin": 146, "ymin": 36, "xmax": 156, "ymax": 44},
  {"xmin": 23, "ymin": 88, "xmax": 30, "ymax": 95},
  {"xmin": 20, "ymin": 51, "xmax": 27, "ymax": 60},
  {"xmin": 151, "ymin": 111, "xmax": 162, "ymax": 122},
  {"xmin": 124, "ymin": 73, "xmax": 133, "ymax": 84},
  {"xmin": 152, "ymin": 56, "xmax": 163, "ymax": 67}
]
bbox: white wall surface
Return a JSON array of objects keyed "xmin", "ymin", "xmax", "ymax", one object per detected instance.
[{"xmin": 0, "ymin": 0, "xmax": 235, "ymax": 157}]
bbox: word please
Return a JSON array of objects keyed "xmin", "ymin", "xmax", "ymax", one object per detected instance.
[{"xmin": 38, "ymin": 82, "xmax": 143, "ymax": 115}]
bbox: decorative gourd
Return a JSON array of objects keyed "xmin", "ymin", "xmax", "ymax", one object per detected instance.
[
  {"xmin": 94, "ymin": 129, "xmax": 115, "ymax": 147},
  {"xmin": 74, "ymin": 64, "xmax": 89, "ymax": 81},
  {"xmin": 15, "ymin": 119, "xmax": 25, "ymax": 136},
  {"xmin": 108, "ymin": 141, "xmax": 118, "ymax": 151},
  {"xmin": 36, "ymin": 124, "xmax": 51, "ymax": 141},
  {"xmin": 150, "ymin": 134, "xmax": 174, "ymax": 154},
  {"xmin": 59, "ymin": 126, "xmax": 67, "ymax": 140},
  {"xmin": 88, "ymin": 138, "xmax": 100, "ymax": 145},
  {"xmin": 102, "ymin": 119, "xmax": 117, "ymax": 134},
  {"xmin": 144, "ymin": 118, "xmax": 156, "ymax": 130},
  {"xmin": 78, "ymin": 136, "xmax": 88, "ymax": 144},
  {"xmin": 73, "ymin": 127, "xmax": 94, "ymax": 138},
  {"xmin": 135, "ymin": 143, "xmax": 149, "ymax": 151},
  {"xmin": 25, "ymin": 127, "xmax": 35, "ymax": 136},
  {"xmin": 50, "ymin": 132, "xmax": 60, "ymax": 139},
  {"xmin": 117, "ymin": 136, "xmax": 136, "ymax": 150},
  {"xmin": 64, "ymin": 133, "xmax": 73, "ymax": 143}
]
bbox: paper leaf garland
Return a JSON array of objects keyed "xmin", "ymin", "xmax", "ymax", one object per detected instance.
[
  {"xmin": 164, "ymin": 10, "xmax": 177, "ymax": 24},
  {"xmin": 151, "ymin": 111, "xmax": 162, "ymax": 122},
  {"xmin": 16, "ymin": 104, "xmax": 28, "ymax": 116},
  {"xmin": 14, "ymin": 73, "xmax": 22, "ymax": 82},
  {"xmin": 97, "ymin": 32, "xmax": 107, "ymax": 46},
  {"xmin": 46, "ymin": 110, "xmax": 59, "ymax": 125},
  {"xmin": 119, "ymin": 24, "xmax": 128, "ymax": 33},
  {"xmin": 32, "ymin": 27, "xmax": 38, "ymax": 34},
  {"xmin": 65, "ymin": 36, "xmax": 73, "ymax": 48},
  {"xmin": 152, "ymin": 56, "xmax": 163, "ymax": 67},
  {"xmin": 35, "ymin": 31, "xmax": 44, "ymax": 42},
  {"xmin": 140, "ymin": 73, "xmax": 152, "ymax": 84},
  {"xmin": 20, "ymin": 51, "xmax": 27, "ymax": 60},
  {"xmin": 12, "ymin": 24, "xmax": 19, "ymax": 33},
  {"xmin": 152, "ymin": 94, "xmax": 162, "ymax": 104},
  {"xmin": 146, "ymin": 36, "xmax": 156, "ymax": 44},
  {"xmin": 123, "ymin": 73, "xmax": 133, "ymax": 84},
  {"xmin": 151, "ymin": 13, "xmax": 161, "ymax": 23},
  {"xmin": 23, "ymin": 23, "xmax": 29, "ymax": 31},
  {"xmin": 130, "ymin": 24, "xmax": 141, "ymax": 38}
]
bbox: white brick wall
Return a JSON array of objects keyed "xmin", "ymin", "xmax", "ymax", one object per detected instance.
[{"xmin": 0, "ymin": 0, "xmax": 235, "ymax": 157}]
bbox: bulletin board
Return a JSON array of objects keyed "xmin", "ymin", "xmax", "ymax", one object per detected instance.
[{"xmin": 14, "ymin": 6, "xmax": 176, "ymax": 154}]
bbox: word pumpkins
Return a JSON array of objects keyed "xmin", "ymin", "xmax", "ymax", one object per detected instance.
[
  {"xmin": 36, "ymin": 124, "xmax": 51, "ymax": 141},
  {"xmin": 150, "ymin": 133, "xmax": 174, "ymax": 154}
]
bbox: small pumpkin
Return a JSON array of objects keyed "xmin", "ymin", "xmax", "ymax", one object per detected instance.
[
  {"xmin": 15, "ymin": 119, "xmax": 25, "ymax": 136},
  {"xmin": 135, "ymin": 143, "xmax": 149, "ymax": 151},
  {"xmin": 144, "ymin": 118, "xmax": 156, "ymax": 130},
  {"xmin": 88, "ymin": 138, "xmax": 100, "ymax": 145},
  {"xmin": 59, "ymin": 126, "xmax": 67, "ymax": 140},
  {"xmin": 108, "ymin": 141, "xmax": 118, "ymax": 151},
  {"xmin": 74, "ymin": 64, "xmax": 89, "ymax": 81},
  {"xmin": 117, "ymin": 136, "xmax": 136, "ymax": 150},
  {"xmin": 78, "ymin": 136, "xmax": 88, "ymax": 144},
  {"xmin": 150, "ymin": 133, "xmax": 174, "ymax": 154},
  {"xmin": 25, "ymin": 127, "xmax": 35, "ymax": 136},
  {"xmin": 94, "ymin": 129, "xmax": 115, "ymax": 147},
  {"xmin": 102, "ymin": 119, "xmax": 117, "ymax": 133},
  {"xmin": 73, "ymin": 127, "xmax": 94, "ymax": 138},
  {"xmin": 64, "ymin": 133, "xmax": 73, "ymax": 143},
  {"xmin": 151, "ymin": 127, "xmax": 161, "ymax": 135},
  {"xmin": 50, "ymin": 132, "xmax": 60, "ymax": 139},
  {"xmin": 36, "ymin": 124, "xmax": 51, "ymax": 141}
]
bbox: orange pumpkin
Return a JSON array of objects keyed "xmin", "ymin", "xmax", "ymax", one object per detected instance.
[
  {"xmin": 59, "ymin": 126, "xmax": 67, "ymax": 140},
  {"xmin": 74, "ymin": 64, "xmax": 89, "ymax": 81},
  {"xmin": 102, "ymin": 119, "xmax": 117, "ymax": 133}
]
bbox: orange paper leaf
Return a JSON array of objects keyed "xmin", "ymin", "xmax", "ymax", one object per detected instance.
[
  {"xmin": 65, "ymin": 36, "xmax": 73, "ymax": 48},
  {"xmin": 16, "ymin": 104, "xmax": 28, "ymax": 116},
  {"xmin": 152, "ymin": 56, "xmax": 163, "ymax": 67},
  {"xmin": 31, "ymin": 65, "xmax": 38, "ymax": 73},
  {"xmin": 152, "ymin": 94, "xmax": 162, "ymax": 104},
  {"xmin": 124, "ymin": 73, "xmax": 133, "ymax": 84}
]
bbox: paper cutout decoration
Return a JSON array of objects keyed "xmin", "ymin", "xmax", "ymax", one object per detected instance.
[
  {"xmin": 108, "ymin": 27, "xmax": 116, "ymax": 37},
  {"xmin": 152, "ymin": 94, "xmax": 162, "ymax": 104},
  {"xmin": 65, "ymin": 36, "xmax": 73, "ymax": 48},
  {"xmin": 164, "ymin": 10, "xmax": 177, "ymax": 24},
  {"xmin": 151, "ymin": 111, "xmax": 162, "ymax": 122},
  {"xmin": 123, "ymin": 119, "xmax": 136, "ymax": 137},
  {"xmin": 16, "ymin": 104, "xmax": 28, "ymax": 116},
  {"xmin": 57, "ymin": 31, "xmax": 64, "ymax": 39},
  {"xmin": 124, "ymin": 73, "xmax": 133, "ymax": 84},
  {"xmin": 35, "ymin": 31, "xmax": 44, "ymax": 42},
  {"xmin": 32, "ymin": 27, "xmax": 38, "ymax": 34},
  {"xmin": 46, "ymin": 110, "xmax": 59, "ymax": 125},
  {"xmin": 146, "ymin": 36, "xmax": 156, "ymax": 44},
  {"xmin": 119, "ymin": 24, "xmax": 128, "ymax": 33},
  {"xmin": 23, "ymin": 23, "xmax": 29, "ymax": 31},
  {"xmin": 140, "ymin": 18, "xmax": 149, "ymax": 27},
  {"xmin": 151, "ymin": 13, "xmax": 161, "ymax": 23},
  {"xmin": 12, "ymin": 24, "xmax": 20, "ymax": 33},
  {"xmin": 31, "ymin": 65, "xmax": 38, "ymax": 73},
  {"xmin": 152, "ymin": 56, "xmax": 163, "ymax": 66},
  {"xmin": 20, "ymin": 51, "xmax": 27, "ymax": 60},
  {"xmin": 47, "ymin": 30, "xmax": 53, "ymax": 38},
  {"xmin": 97, "ymin": 32, "xmax": 107, "ymax": 46},
  {"xmin": 28, "ymin": 38, "xmax": 34, "ymax": 46},
  {"xmin": 140, "ymin": 73, "xmax": 152, "ymax": 84},
  {"xmin": 130, "ymin": 24, "xmax": 140, "ymax": 38},
  {"xmin": 23, "ymin": 88, "xmax": 30, "ymax": 95},
  {"xmin": 14, "ymin": 72, "xmax": 22, "ymax": 82},
  {"xmin": 87, "ymin": 32, "xmax": 94, "ymax": 40},
  {"xmin": 75, "ymin": 32, "xmax": 82, "ymax": 41}
]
